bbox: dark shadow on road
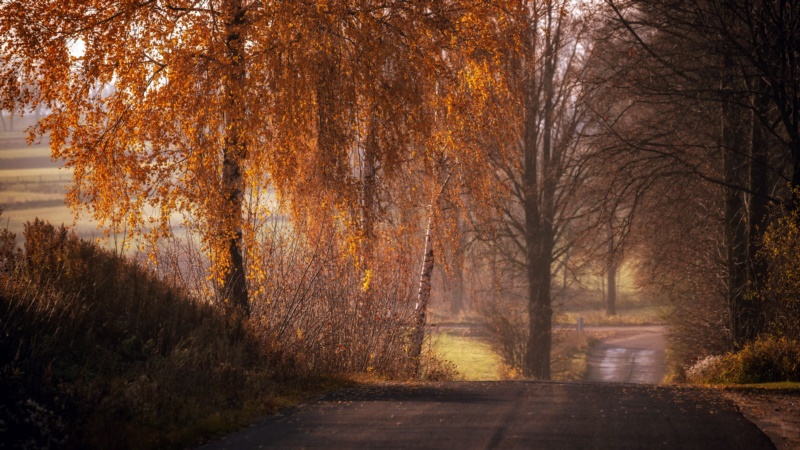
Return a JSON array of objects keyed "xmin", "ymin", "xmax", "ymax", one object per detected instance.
[
  {"xmin": 322, "ymin": 384, "xmax": 506, "ymax": 404},
  {"xmin": 200, "ymin": 381, "xmax": 774, "ymax": 450}
]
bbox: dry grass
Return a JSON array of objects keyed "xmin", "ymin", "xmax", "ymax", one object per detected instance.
[
  {"xmin": 0, "ymin": 220, "xmax": 286, "ymax": 449},
  {"xmin": 721, "ymin": 388, "xmax": 800, "ymax": 450},
  {"xmin": 554, "ymin": 307, "xmax": 667, "ymax": 327},
  {"xmin": 0, "ymin": 217, "xmax": 441, "ymax": 449}
]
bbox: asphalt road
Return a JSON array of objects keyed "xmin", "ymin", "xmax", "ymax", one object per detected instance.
[
  {"xmin": 585, "ymin": 329, "xmax": 667, "ymax": 384},
  {"xmin": 200, "ymin": 381, "xmax": 774, "ymax": 449}
]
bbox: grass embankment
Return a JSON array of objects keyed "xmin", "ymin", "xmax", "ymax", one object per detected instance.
[{"xmin": 0, "ymin": 219, "xmax": 354, "ymax": 449}]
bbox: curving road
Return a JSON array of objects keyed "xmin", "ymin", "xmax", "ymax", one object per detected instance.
[{"xmin": 200, "ymin": 381, "xmax": 773, "ymax": 449}]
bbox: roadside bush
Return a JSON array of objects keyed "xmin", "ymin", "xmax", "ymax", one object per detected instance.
[
  {"xmin": 759, "ymin": 190, "xmax": 800, "ymax": 339},
  {"xmin": 684, "ymin": 355, "xmax": 725, "ymax": 383},
  {"xmin": 241, "ymin": 222, "xmax": 421, "ymax": 379},
  {"xmin": 685, "ymin": 337, "xmax": 800, "ymax": 384},
  {"xmin": 0, "ymin": 219, "xmax": 275, "ymax": 449},
  {"xmin": 1, "ymin": 215, "xmax": 449, "ymax": 448},
  {"xmin": 477, "ymin": 294, "xmax": 528, "ymax": 372}
]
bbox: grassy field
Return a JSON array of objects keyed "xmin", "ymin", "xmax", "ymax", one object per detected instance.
[
  {"xmin": 0, "ymin": 146, "xmax": 52, "ymax": 159},
  {"xmin": 0, "ymin": 166, "xmax": 68, "ymax": 178},
  {"xmin": 0, "ymin": 129, "xmax": 77, "ymax": 240},
  {"xmin": 432, "ymin": 332, "xmax": 505, "ymax": 380},
  {"xmin": 0, "ymin": 131, "xmax": 194, "ymax": 248}
]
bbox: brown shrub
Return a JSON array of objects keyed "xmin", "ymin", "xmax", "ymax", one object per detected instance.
[
  {"xmin": 0, "ymin": 219, "xmax": 269, "ymax": 449},
  {"xmin": 686, "ymin": 337, "xmax": 800, "ymax": 384}
]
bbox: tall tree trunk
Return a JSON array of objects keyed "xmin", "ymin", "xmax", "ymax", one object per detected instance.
[
  {"xmin": 221, "ymin": 0, "xmax": 249, "ymax": 317},
  {"xmin": 792, "ymin": 141, "xmax": 800, "ymax": 194},
  {"xmin": 746, "ymin": 92, "xmax": 770, "ymax": 339},
  {"xmin": 606, "ymin": 220, "xmax": 619, "ymax": 316},
  {"xmin": 449, "ymin": 264, "xmax": 465, "ymax": 316},
  {"xmin": 522, "ymin": 4, "xmax": 558, "ymax": 380},
  {"xmin": 524, "ymin": 240, "xmax": 553, "ymax": 380},
  {"xmin": 521, "ymin": 66, "xmax": 550, "ymax": 378},
  {"xmin": 721, "ymin": 76, "xmax": 748, "ymax": 349}
]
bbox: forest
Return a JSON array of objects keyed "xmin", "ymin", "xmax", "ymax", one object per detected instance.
[{"xmin": 1, "ymin": 0, "xmax": 799, "ymax": 448}]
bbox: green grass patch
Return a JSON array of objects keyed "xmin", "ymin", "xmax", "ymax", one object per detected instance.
[
  {"xmin": 432, "ymin": 332, "xmax": 503, "ymax": 380},
  {"xmin": 0, "ymin": 190, "xmax": 64, "ymax": 204}
]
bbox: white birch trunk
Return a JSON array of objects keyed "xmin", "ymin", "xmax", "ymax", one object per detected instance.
[
  {"xmin": 409, "ymin": 173, "xmax": 451, "ymax": 373},
  {"xmin": 409, "ymin": 215, "xmax": 434, "ymax": 368}
]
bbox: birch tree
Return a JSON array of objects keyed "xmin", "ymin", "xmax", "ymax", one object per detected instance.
[{"xmin": 0, "ymin": 0, "xmax": 458, "ymax": 316}]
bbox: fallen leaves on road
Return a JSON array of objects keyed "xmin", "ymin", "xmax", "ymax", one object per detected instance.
[{"xmin": 722, "ymin": 389, "xmax": 800, "ymax": 450}]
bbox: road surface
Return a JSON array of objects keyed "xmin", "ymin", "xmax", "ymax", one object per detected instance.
[
  {"xmin": 200, "ymin": 381, "xmax": 773, "ymax": 449},
  {"xmin": 585, "ymin": 327, "xmax": 667, "ymax": 384}
]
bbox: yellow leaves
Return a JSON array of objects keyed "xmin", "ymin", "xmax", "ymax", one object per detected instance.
[{"xmin": 362, "ymin": 268, "xmax": 373, "ymax": 293}]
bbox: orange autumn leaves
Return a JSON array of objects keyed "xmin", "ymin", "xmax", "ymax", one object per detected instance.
[{"xmin": 0, "ymin": 0, "xmax": 519, "ymax": 306}]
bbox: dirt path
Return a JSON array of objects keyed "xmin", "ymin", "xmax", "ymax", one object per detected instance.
[{"xmin": 584, "ymin": 327, "xmax": 667, "ymax": 384}]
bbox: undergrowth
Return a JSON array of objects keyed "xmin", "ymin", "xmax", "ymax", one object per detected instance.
[
  {"xmin": 476, "ymin": 296, "xmax": 596, "ymax": 380},
  {"xmin": 0, "ymin": 219, "xmax": 288, "ymax": 449},
  {"xmin": 550, "ymin": 330, "xmax": 594, "ymax": 381},
  {"xmin": 0, "ymin": 218, "xmax": 448, "ymax": 449}
]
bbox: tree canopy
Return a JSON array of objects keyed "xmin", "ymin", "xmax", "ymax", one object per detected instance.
[{"xmin": 0, "ymin": 0, "xmax": 494, "ymax": 313}]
